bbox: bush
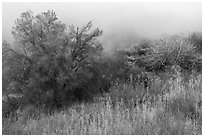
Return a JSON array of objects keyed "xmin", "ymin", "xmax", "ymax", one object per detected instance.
[
  {"xmin": 188, "ymin": 32, "xmax": 202, "ymax": 54},
  {"xmin": 146, "ymin": 34, "xmax": 201, "ymax": 72},
  {"xmin": 2, "ymin": 94, "xmax": 26, "ymax": 120}
]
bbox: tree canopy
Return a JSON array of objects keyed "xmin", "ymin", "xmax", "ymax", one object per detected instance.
[{"xmin": 3, "ymin": 10, "xmax": 104, "ymax": 108}]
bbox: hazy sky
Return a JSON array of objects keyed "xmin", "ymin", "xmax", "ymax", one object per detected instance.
[{"xmin": 2, "ymin": 2, "xmax": 202, "ymax": 51}]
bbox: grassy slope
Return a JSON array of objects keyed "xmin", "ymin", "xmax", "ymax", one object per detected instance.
[{"xmin": 2, "ymin": 73, "xmax": 202, "ymax": 135}]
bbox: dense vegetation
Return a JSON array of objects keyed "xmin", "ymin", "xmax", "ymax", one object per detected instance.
[{"xmin": 2, "ymin": 10, "xmax": 202, "ymax": 135}]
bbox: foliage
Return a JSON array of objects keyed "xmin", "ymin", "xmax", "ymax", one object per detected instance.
[
  {"xmin": 187, "ymin": 32, "xmax": 202, "ymax": 54},
  {"xmin": 2, "ymin": 10, "xmax": 202, "ymax": 135},
  {"xmin": 2, "ymin": 10, "xmax": 104, "ymax": 109},
  {"xmin": 146, "ymin": 34, "xmax": 201, "ymax": 72},
  {"xmin": 2, "ymin": 73, "xmax": 201, "ymax": 135},
  {"xmin": 118, "ymin": 34, "xmax": 202, "ymax": 74}
]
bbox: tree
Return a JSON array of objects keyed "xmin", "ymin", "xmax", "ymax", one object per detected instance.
[{"xmin": 3, "ymin": 10, "xmax": 103, "ymax": 108}]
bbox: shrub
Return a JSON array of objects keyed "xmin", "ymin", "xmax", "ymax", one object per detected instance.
[
  {"xmin": 146, "ymin": 34, "xmax": 201, "ymax": 72},
  {"xmin": 188, "ymin": 32, "xmax": 202, "ymax": 54}
]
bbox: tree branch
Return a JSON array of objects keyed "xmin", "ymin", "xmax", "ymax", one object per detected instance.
[{"xmin": 7, "ymin": 46, "xmax": 33, "ymax": 64}]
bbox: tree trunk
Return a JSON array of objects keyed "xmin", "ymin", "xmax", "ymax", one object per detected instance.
[{"xmin": 52, "ymin": 77, "xmax": 62, "ymax": 108}]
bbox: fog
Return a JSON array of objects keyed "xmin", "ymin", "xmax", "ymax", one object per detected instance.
[{"xmin": 2, "ymin": 2, "xmax": 202, "ymax": 52}]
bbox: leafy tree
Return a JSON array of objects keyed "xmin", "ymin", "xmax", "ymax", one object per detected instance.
[{"xmin": 3, "ymin": 10, "xmax": 103, "ymax": 108}]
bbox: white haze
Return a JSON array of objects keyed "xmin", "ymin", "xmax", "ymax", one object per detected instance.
[{"xmin": 2, "ymin": 2, "xmax": 202, "ymax": 52}]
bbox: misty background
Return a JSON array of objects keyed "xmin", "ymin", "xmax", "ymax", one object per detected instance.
[{"xmin": 2, "ymin": 2, "xmax": 202, "ymax": 52}]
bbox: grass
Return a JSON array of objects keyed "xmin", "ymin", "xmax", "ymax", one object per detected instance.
[{"xmin": 2, "ymin": 72, "xmax": 202, "ymax": 135}]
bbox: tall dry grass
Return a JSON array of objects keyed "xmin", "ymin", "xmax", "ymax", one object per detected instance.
[{"xmin": 2, "ymin": 71, "xmax": 202, "ymax": 135}]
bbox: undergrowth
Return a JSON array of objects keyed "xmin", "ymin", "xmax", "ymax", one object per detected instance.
[{"xmin": 2, "ymin": 71, "xmax": 202, "ymax": 135}]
